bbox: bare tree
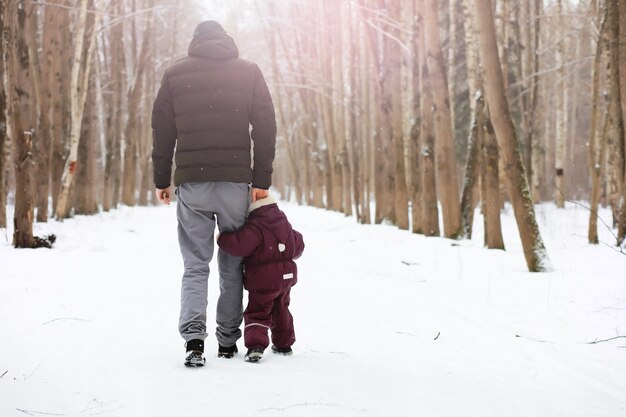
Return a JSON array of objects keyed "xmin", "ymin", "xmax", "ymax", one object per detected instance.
[
  {"xmin": 0, "ymin": 1, "xmax": 6, "ymax": 230},
  {"xmin": 474, "ymin": 0, "xmax": 552, "ymax": 271},
  {"xmin": 588, "ymin": 6, "xmax": 607, "ymax": 244},
  {"xmin": 3, "ymin": 0, "xmax": 36, "ymax": 247},
  {"xmin": 54, "ymin": 0, "xmax": 98, "ymax": 219},
  {"xmin": 603, "ymin": 0, "xmax": 625, "ymax": 243},
  {"xmin": 554, "ymin": 0, "xmax": 567, "ymax": 208},
  {"xmin": 417, "ymin": 0, "xmax": 439, "ymax": 237},
  {"xmin": 423, "ymin": 0, "xmax": 462, "ymax": 239}
]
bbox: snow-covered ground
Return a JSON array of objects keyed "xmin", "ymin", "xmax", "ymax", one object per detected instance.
[{"xmin": 1, "ymin": 200, "xmax": 625, "ymax": 417}]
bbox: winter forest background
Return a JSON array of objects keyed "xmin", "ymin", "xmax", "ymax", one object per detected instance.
[{"xmin": 1, "ymin": 0, "xmax": 626, "ymax": 265}]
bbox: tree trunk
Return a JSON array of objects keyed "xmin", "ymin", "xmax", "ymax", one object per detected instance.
[
  {"xmin": 554, "ymin": 0, "xmax": 567, "ymax": 208},
  {"xmin": 418, "ymin": 0, "xmax": 440, "ymax": 236},
  {"xmin": 0, "ymin": 3, "xmax": 7, "ymax": 230},
  {"xmin": 74, "ymin": 71, "xmax": 97, "ymax": 215},
  {"xmin": 409, "ymin": 0, "xmax": 423, "ymax": 234},
  {"xmin": 474, "ymin": 0, "xmax": 552, "ymax": 271},
  {"xmin": 50, "ymin": 2, "xmax": 69, "ymax": 214},
  {"xmin": 348, "ymin": 2, "xmax": 362, "ymax": 221},
  {"xmin": 103, "ymin": 2, "xmax": 125, "ymax": 212},
  {"xmin": 423, "ymin": 0, "xmax": 462, "ymax": 238},
  {"xmin": 618, "ymin": 0, "xmax": 626, "ymax": 243},
  {"xmin": 588, "ymin": 9, "xmax": 607, "ymax": 244},
  {"xmin": 54, "ymin": 0, "xmax": 94, "ymax": 219},
  {"xmin": 529, "ymin": 0, "xmax": 543, "ymax": 202},
  {"xmin": 383, "ymin": 0, "xmax": 409, "ymax": 229},
  {"xmin": 481, "ymin": 106, "xmax": 505, "ymax": 249},
  {"xmin": 331, "ymin": 1, "xmax": 351, "ymax": 216},
  {"xmin": 604, "ymin": 0, "xmax": 625, "ymax": 243},
  {"xmin": 122, "ymin": 9, "xmax": 151, "ymax": 207},
  {"xmin": 448, "ymin": 0, "xmax": 457, "ymax": 135},
  {"xmin": 605, "ymin": 0, "xmax": 626, "ymax": 237},
  {"xmin": 4, "ymin": 0, "xmax": 36, "ymax": 247},
  {"xmin": 460, "ymin": 93, "xmax": 484, "ymax": 238}
]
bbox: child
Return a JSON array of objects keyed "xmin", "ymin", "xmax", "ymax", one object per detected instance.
[{"xmin": 217, "ymin": 193, "xmax": 305, "ymax": 363}]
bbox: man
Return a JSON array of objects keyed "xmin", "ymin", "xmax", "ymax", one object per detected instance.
[{"xmin": 151, "ymin": 20, "xmax": 277, "ymax": 367}]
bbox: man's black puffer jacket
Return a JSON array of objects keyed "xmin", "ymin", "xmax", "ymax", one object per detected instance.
[{"xmin": 151, "ymin": 29, "xmax": 277, "ymax": 190}]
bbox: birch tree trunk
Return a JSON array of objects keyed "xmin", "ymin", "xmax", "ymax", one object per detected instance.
[
  {"xmin": 554, "ymin": 0, "xmax": 567, "ymax": 208},
  {"xmin": 460, "ymin": 93, "xmax": 483, "ymax": 238},
  {"xmin": 54, "ymin": 0, "xmax": 92, "ymax": 219},
  {"xmin": 474, "ymin": 0, "xmax": 552, "ymax": 271},
  {"xmin": 423, "ymin": 0, "xmax": 462, "ymax": 238},
  {"xmin": 530, "ymin": 0, "xmax": 543, "ymax": 202},
  {"xmin": 460, "ymin": 0, "xmax": 484, "ymax": 239}
]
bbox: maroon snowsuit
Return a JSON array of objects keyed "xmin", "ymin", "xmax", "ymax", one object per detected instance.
[{"xmin": 217, "ymin": 197, "xmax": 305, "ymax": 350}]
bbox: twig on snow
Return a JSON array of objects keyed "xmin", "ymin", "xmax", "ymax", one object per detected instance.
[
  {"xmin": 515, "ymin": 334, "xmax": 554, "ymax": 343},
  {"xmin": 434, "ymin": 332, "xmax": 441, "ymax": 341},
  {"xmin": 0, "ymin": 370, "xmax": 7, "ymax": 379},
  {"xmin": 401, "ymin": 260, "xmax": 420, "ymax": 266},
  {"xmin": 516, "ymin": 333, "xmax": 626, "ymax": 345},
  {"xmin": 16, "ymin": 409, "xmax": 65, "ymax": 416},
  {"xmin": 586, "ymin": 335, "xmax": 626, "ymax": 344},
  {"xmin": 41, "ymin": 317, "xmax": 91, "ymax": 326}
]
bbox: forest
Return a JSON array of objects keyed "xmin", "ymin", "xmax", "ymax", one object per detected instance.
[{"xmin": 1, "ymin": 0, "xmax": 625, "ymax": 272}]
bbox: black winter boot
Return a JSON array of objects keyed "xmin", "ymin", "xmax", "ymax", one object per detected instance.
[
  {"xmin": 217, "ymin": 343, "xmax": 238, "ymax": 359},
  {"xmin": 184, "ymin": 339, "xmax": 206, "ymax": 367}
]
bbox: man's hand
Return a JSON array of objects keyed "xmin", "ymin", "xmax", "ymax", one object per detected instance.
[
  {"xmin": 251, "ymin": 187, "xmax": 269, "ymax": 203},
  {"xmin": 155, "ymin": 186, "xmax": 173, "ymax": 205}
]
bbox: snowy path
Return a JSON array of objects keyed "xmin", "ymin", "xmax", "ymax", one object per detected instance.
[{"xmin": 1, "ymin": 202, "xmax": 626, "ymax": 417}]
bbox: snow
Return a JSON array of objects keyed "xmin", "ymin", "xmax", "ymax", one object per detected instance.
[{"xmin": 1, "ymin": 201, "xmax": 625, "ymax": 417}]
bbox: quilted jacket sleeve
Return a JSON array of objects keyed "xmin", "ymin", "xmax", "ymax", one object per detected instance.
[
  {"xmin": 249, "ymin": 64, "xmax": 277, "ymax": 190},
  {"xmin": 217, "ymin": 224, "xmax": 263, "ymax": 257},
  {"xmin": 151, "ymin": 73, "xmax": 178, "ymax": 189}
]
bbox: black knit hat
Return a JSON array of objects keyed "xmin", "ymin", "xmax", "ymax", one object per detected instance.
[{"xmin": 193, "ymin": 20, "xmax": 226, "ymax": 37}]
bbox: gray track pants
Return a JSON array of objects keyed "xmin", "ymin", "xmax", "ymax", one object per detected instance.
[{"xmin": 176, "ymin": 182, "xmax": 249, "ymax": 347}]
